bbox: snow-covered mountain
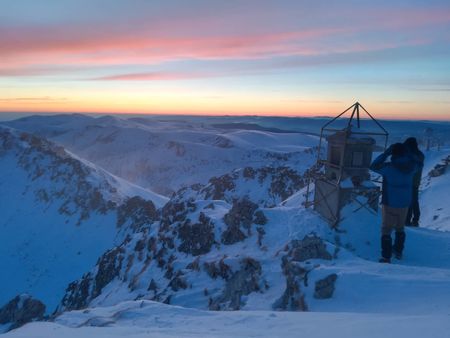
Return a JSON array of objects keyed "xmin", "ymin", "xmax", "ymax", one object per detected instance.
[
  {"xmin": 2, "ymin": 114, "xmax": 318, "ymax": 195},
  {"xmin": 53, "ymin": 162, "xmax": 450, "ymax": 316},
  {"xmin": 1, "ymin": 115, "xmax": 450, "ymax": 337},
  {"xmin": 0, "ymin": 126, "xmax": 167, "ymax": 313}
]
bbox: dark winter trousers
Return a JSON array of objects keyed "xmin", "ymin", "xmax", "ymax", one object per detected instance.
[
  {"xmin": 406, "ymin": 186, "xmax": 420, "ymax": 225},
  {"xmin": 381, "ymin": 205, "xmax": 408, "ymax": 259}
]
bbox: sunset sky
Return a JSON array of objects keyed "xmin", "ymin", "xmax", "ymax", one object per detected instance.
[{"xmin": 1, "ymin": 0, "xmax": 450, "ymax": 119}]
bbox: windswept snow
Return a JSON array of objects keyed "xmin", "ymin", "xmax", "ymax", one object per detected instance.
[
  {"xmin": 4, "ymin": 301, "xmax": 450, "ymax": 338},
  {"xmin": 0, "ymin": 127, "xmax": 166, "ymax": 311},
  {"xmin": 2, "ymin": 115, "xmax": 450, "ymax": 338},
  {"xmin": 2, "ymin": 114, "xmax": 319, "ymax": 195}
]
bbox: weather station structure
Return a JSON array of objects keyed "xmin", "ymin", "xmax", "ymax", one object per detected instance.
[{"xmin": 306, "ymin": 102, "xmax": 389, "ymax": 227}]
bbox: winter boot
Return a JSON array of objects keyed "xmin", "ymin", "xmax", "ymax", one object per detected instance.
[
  {"xmin": 380, "ymin": 235, "xmax": 392, "ymax": 263},
  {"xmin": 392, "ymin": 231, "xmax": 406, "ymax": 260}
]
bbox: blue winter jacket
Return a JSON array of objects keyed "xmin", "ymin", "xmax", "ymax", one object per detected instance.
[{"xmin": 370, "ymin": 150, "xmax": 418, "ymax": 208}]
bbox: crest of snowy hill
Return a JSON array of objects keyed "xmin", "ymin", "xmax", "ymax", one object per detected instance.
[
  {"xmin": 54, "ymin": 164, "xmax": 332, "ymax": 313},
  {"xmin": 419, "ymin": 152, "xmax": 450, "ymax": 231},
  {"xmin": 53, "ymin": 146, "xmax": 450, "ymax": 319},
  {"xmin": 173, "ymin": 165, "xmax": 313, "ymax": 208},
  {"xmin": 0, "ymin": 127, "xmax": 168, "ymax": 313},
  {"xmin": 2, "ymin": 114, "xmax": 319, "ymax": 195},
  {"xmin": 55, "ymin": 155, "xmax": 450, "ymax": 320}
]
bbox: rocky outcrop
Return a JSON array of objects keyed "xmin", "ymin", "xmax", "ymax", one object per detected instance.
[
  {"xmin": 289, "ymin": 236, "xmax": 333, "ymax": 262},
  {"xmin": 209, "ymin": 258, "xmax": 264, "ymax": 310},
  {"xmin": 274, "ymin": 235, "xmax": 332, "ymax": 311},
  {"xmin": 314, "ymin": 274, "xmax": 338, "ymax": 299},
  {"xmin": 59, "ymin": 246, "xmax": 125, "ymax": 311},
  {"xmin": 175, "ymin": 166, "xmax": 307, "ymax": 207},
  {"xmin": 0, "ymin": 294, "xmax": 46, "ymax": 331},
  {"xmin": 204, "ymin": 174, "xmax": 237, "ymax": 200},
  {"xmin": 429, "ymin": 155, "xmax": 450, "ymax": 177},
  {"xmin": 117, "ymin": 196, "xmax": 159, "ymax": 231},
  {"xmin": 221, "ymin": 198, "xmax": 266, "ymax": 245},
  {"xmin": 178, "ymin": 212, "xmax": 215, "ymax": 256}
]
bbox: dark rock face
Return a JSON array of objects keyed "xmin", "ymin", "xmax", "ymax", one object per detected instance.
[
  {"xmin": 314, "ymin": 274, "xmax": 338, "ymax": 299},
  {"xmin": 0, "ymin": 294, "xmax": 46, "ymax": 331},
  {"xmin": 93, "ymin": 246, "xmax": 125, "ymax": 298},
  {"xmin": 274, "ymin": 235, "xmax": 333, "ymax": 311},
  {"xmin": 209, "ymin": 258, "xmax": 263, "ymax": 310},
  {"xmin": 273, "ymin": 259, "xmax": 309, "ymax": 311},
  {"xmin": 429, "ymin": 155, "xmax": 450, "ymax": 177},
  {"xmin": 59, "ymin": 274, "xmax": 93, "ymax": 311},
  {"xmin": 203, "ymin": 258, "xmax": 231, "ymax": 280},
  {"xmin": 290, "ymin": 236, "xmax": 332, "ymax": 262},
  {"xmin": 60, "ymin": 246, "xmax": 125, "ymax": 311},
  {"xmin": 117, "ymin": 196, "xmax": 159, "ymax": 231},
  {"xmin": 221, "ymin": 198, "xmax": 263, "ymax": 245},
  {"xmin": 178, "ymin": 212, "xmax": 215, "ymax": 256},
  {"xmin": 267, "ymin": 167, "xmax": 305, "ymax": 201},
  {"xmin": 204, "ymin": 174, "xmax": 236, "ymax": 200}
]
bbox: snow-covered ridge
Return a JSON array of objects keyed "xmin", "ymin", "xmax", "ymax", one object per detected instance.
[
  {"xmin": 2, "ymin": 115, "xmax": 450, "ymax": 337},
  {"xmin": 0, "ymin": 127, "xmax": 167, "ymax": 314},
  {"xmin": 2, "ymin": 114, "xmax": 319, "ymax": 195}
]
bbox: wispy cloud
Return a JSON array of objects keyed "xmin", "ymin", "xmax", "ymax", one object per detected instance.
[
  {"xmin": 0, "ymin": 97, "xmax": 68, "ymax": 103},
  {"xmin": 1, "ymin": 4, "xmax": 449, "ymax": 76}
]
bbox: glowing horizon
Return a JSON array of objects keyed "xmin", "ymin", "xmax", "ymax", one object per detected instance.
[{"xmin": 1, "ymin": 1, "xmax": 449, "ymax": 120}]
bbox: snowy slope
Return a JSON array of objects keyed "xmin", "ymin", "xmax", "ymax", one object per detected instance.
[
  {"xmin": 418, "ymin": 150, "xmax": 450, "ymax": 231},
  {"xmin": 2, "ymin": 115, "xmax": 319, "ymax": 195},
  {"xmin": 2, "ymin": 116, "xmax": 450, "ymax": 337},
  {"xmin": 48, "ymin": 158, "xmax": 450, "ymax": 318},
  {"xmin": 0, "ymin": 127, "xmax": 167, "ymax": 312},
  {"xmin": 4, "ymin": 301, "xmax": 450, "ymax": 338}
]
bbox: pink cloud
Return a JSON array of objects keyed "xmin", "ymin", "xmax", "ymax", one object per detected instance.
[
  {"xmin": 94, "ymin": 71, "xmax": 208, "ymax": 81},
  {"xmin": 0, "ymin": 5, "xmax": 448, "ymax": 77},
  {"xmin": 0, "ymin": 26, "xmax": 341, "ymax": 68}
]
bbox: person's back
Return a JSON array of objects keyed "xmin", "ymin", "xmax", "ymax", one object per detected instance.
[{"xmin": 370, "ymin": 143, "xmax": 417, "ymax": 263}]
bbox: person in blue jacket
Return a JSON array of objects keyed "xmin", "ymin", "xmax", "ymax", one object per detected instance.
[
  {"xmin": 370, "ymin": 143, "xmax": 418, "ymax": 263},
  {"xmin": 404, "ymin": 137, "xmax": 425, "ymax": 227}
]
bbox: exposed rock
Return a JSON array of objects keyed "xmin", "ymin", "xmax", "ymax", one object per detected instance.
[
  {"xmin": 203, "ymin": 258, "xmax": 231, "ymax": 280},
  {"xmin": 59, "ymin": 246, "xmax": 125, "ymax": 312},
  {"xmin": 117, "ymin": 196, "xmax": 159, "ymax": 231},
  {"xmin": 273, "ymin": 260, "xmax": 309, "ymax": 311},
  {"xmin": 221, "ymin": 198, "xmax": 260, "ymax": 245},
  {"xmin": 274, "ymin": 236, "xmax": 332, "ymax": 311},
  {"xmin": 290, "ymin": 235, "xmax": 332, "ymax": 262},
  {"xmin": 204, "ymin": 174, "xmax": 236, "ymax": 200},
  {"xmin": 268, "ymin": 167, "xmax": 305, "ymax": 201},
  {"xmin": 254, "ymin": 210, "xmax": 268, "ymax": 225},
  {"xmin": 148, "ymin": 279, "xmax": 158, "ymax": 292},
  {"xmin": 186, "ymin": 257, "xmax": 200, "ymax": 271},
  {"xmin": 209, "ymin": 258, "xmax": 263, "ymax": 310},
  {"xmin": 314, "ymin": 274, "xmax": 338, "ymax": 299},
  {"xmin": 221, "ymin": 224, "xmax": 247, "ymax": 245},
  {"xmin": 0, "ymin": 294, "xmax": 46, "ymax": 331},
  {"xmin": 59, "ymin": 274, "xmax": 93, "ymax": 312},
  {"xmin": 168, "ymin": 272, "xmax": 188, "ymax": 291},
  {"xmin": 94, "ymin": 246, "xmax": 125, "ymax": 298},
  {"xmin": 428, "ymin": 155, "xmax": 450, "ymax": 177},
  {"xmin": 178, "ymin": 212, "xmax": 215, "ymax": 256}
]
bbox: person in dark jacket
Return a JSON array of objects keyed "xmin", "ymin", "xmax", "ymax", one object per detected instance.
[
  {"xmin": 370, "ymin": 143, "xmax": 418, "ymax": 263},
  {"xmin": 404, "ymin": 137, "xmax": 425, "ymax": 227}
]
